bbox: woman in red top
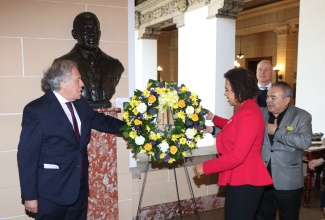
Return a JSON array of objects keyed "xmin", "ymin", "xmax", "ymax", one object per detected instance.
[{"xmin": 194, "ymin": 68, "xmax": 273, "ymax": 220}]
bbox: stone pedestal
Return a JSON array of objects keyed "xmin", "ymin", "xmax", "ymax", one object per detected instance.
[{"xmin": 87, "ymin": 108, "xmax": 121, "ymax": 220}]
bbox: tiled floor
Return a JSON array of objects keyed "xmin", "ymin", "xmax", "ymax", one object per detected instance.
[{"xmin": 172, "ymin": 188, "xmax": 325, "ymax": 220}]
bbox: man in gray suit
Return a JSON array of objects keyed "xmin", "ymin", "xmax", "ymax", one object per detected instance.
[{"xmin": 256, "ymin": 81, "xmax": 312, "ymax": 220}]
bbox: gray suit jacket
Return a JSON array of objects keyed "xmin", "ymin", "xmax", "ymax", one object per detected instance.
[{"xmin": 261, "ymin": 105, "xmax": 312, "ymax": 190}]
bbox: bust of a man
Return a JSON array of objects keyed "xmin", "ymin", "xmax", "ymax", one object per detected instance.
[{"xmin": 54, "ymin": 12, "xmax": 124, "ymax": 108}]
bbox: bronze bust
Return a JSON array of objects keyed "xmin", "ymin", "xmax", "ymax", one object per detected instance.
[{"xmin": 54, "ymin": 12, "xmax": 124, "ymax": 108}]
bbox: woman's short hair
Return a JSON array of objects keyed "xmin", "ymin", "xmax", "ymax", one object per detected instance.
[
  {"xmin": 224, "ymin": 67, "xmax": 259, "ymax": 103},
  {"xmin": 41, "ymin": 60, "xmax": 78, "ymax": 92}
]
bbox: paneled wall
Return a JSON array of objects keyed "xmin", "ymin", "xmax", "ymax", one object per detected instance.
[{"xmin": 157, "ymin": 30, "xmax": 178, "ymax": 83}]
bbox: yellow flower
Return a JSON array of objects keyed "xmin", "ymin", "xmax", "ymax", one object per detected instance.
[
  {"xmin": 191, "ymin": 114, "xmax": 199, "ymax": 122},
  {"xmin": 178, "ymin": 111, "xmax": 185, "ymax": 121},
  {"xmin": 160, "ymin": 153, "xmax": 166, "ymax": 159},
  {"xmin": 155, "ymin": 87, "xmax": 166, "ymax": 95},
  {"xmin": 168, "ymin": 158, "xmax": 176, "ymax": 164},
  {"xmin": 149, "ymin": 133, "xmax": 158, "ymax": 140},
  {"xmin": 192, "ymin": 101, "xmax": 198, "ymax": 106},
  {"xmin": 179, "ymin": 137, "xmax": 186, "ymax": 144},
  {"xmin": 130, "ymin": 99, "xmax": 139, "ymax": 108},
  {"xmin": 178, "ymin": 100, "xmax": 186, "ymax": 108},
  {"xmin": 286, "ymin": 126, "xmax": 294, "ymax": 131},
  {"xmin": 134, "ymin": 119, "xmax": 142, "ymax": 125},
  {"xmin": 181, "ymin": 86, "xmax": 189, "ymax": 93},
  {"xmin": 132, "ymin": 108, "xmax": 139, "ymax": 115},
  {"xmin": 195, "ymin": 135, "xmax": 201, "ymax": 141},
  {"xmin": 146, "ymin": 125, "xmax": 150, "ymax": 132},
  {"xmin": 189, "ymin": 141, "xmax": 195, "ymax": 148},
  {"xmin": 143, "ymin": 90, "xmax": 150, "ymax": 97},
  {"xmin": 144, "ymin": 143, "xmax": 152, "ymax": 151},
  {"xmin": 126, "ymin": 121, "xmax": 132, "ymax": 126},
  {"xmin": 195, "ymin": 106, "xmax": 202, "ymax": 113},
  {"xmin": 182, "ymin": 151, "xmax": 187, "ymax": 157},
  {"xmin": 172, "ymin": 134, "xmax": 179, "ymax": 141},
  {"xmin": 148, "ymin": 95, "xmax": 157, "ymax": 104},
  {"xmin": 123, "ymin": 111, "xmax": 129, "ymax": 119},
  {"xmin": 129, "ymin": 131, "xmax": 137, "ymax": 139},
  {"xmin": 170, "ymin": 145, "xmax": 178, "ymax": 154},
  {"xmin": 190, "ymin": 93, "xmax": 197, "ymax": 101}
]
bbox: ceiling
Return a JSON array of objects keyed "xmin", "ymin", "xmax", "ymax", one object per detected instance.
[{"xmin": 152, "ymin": 0, "xmax": 283, "ymax": 32}]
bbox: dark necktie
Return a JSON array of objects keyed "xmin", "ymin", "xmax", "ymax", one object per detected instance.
[
  {"xmin": 66, "ymin": 102, "xmax": 84, "ymax": 179},
  {"xmin": 66, "ymin": 102, "xmax": 80, "ymax": 143}
]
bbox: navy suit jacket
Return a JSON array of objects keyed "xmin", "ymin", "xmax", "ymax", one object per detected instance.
[{"xmin": 17, "ymin": 91, "xmax": 125, "ymax": 205}]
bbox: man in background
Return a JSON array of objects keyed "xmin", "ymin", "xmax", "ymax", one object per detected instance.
[{"xmin": 257, "ymin": 60, "xmax": 274, "ymax": 107}]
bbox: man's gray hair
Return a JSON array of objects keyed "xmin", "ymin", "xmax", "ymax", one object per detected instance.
[
  {"xmin": 271, "ymin": 81, "xmax": 293, "ymax": 98},
  {"xmin": 41, "ymin": 60, "xmax": 78, "ymax": 92}
]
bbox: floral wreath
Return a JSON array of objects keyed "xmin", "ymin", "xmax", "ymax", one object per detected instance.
[{"xmin": 121, "ymin": 79, "xmax": 207, "ymax": 164}]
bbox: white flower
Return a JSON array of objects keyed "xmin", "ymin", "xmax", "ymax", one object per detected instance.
[
  {"xmin": 136, "ymin": 103, "xmax": 147, "ymax": 114},
  {"xmin": 159, "ymin": 142, "xmax": 169, "ymax": 153},
  {"xmin": 185, "ymin": 106, "xmax": 194, "ymax": 115},
  {"xmin": 185, "ymin": 128, "xmax": 195, "ymax": 139},
  {"xmin": 135, "ymin": 135, "xmax": 145, "ymax": 145}
]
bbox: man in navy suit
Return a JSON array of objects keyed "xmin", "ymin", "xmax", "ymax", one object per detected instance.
[
  {"xmin": 17, "ymin": 60, "xmax": 125, "ymax": 219},
  {"xmin": 257, "ymin": 60, "xmax": 274, "ymax": 107}
]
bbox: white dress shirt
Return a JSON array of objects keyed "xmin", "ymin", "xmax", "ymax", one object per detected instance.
[{"xmin": 53, "ymin": 91, "xmax": 82, "ymax": 134}]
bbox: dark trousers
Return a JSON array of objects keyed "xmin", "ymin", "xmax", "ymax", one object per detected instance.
[
  {"xmin": 36, "ymin": 178, "xmax": 88, "ymax": 220},
  {"xmin": 256, "ymin": 187, "xmax": 302, "ymax": 220},
  {"xmin": 225, "ymin": 185, "xmax": 265, "ymax": 220}
]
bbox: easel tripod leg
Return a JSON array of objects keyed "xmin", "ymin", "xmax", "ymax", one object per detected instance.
[
  {"xmin": 136, "ymin": 157, "xmax": 150, "ymax": 220},
  {"xmin": 183, "ymin": 158, "xmax": 200, "ymax": 220},
  {"xmin": 174, "ymin": 166, "xmax": 183, "ymax": 219}
]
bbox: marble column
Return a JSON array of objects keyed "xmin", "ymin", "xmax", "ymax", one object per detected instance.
[{"xmin": 177, "ymin": 5, "xmax": 237, "ymax": 119}]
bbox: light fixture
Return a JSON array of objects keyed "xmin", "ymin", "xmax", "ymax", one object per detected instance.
[
  {"xmin": 237, "ymin": 36, "xmax": 244, "ymax": 59},
  {"xmin": 234, "ymin": 60, "xmax": 240, "ymax": 68},
  {"xmin": 157, "ymin": 66, "xmax": 163, "ymax": 81},
  {"xmin": 273, "ymin": 65, "xmax": 282, "ymax": 82}
]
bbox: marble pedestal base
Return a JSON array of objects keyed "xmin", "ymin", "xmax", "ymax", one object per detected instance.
[{"xmin": 87, "ymin": 108, "xmax": 120, "ymax": 220}]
